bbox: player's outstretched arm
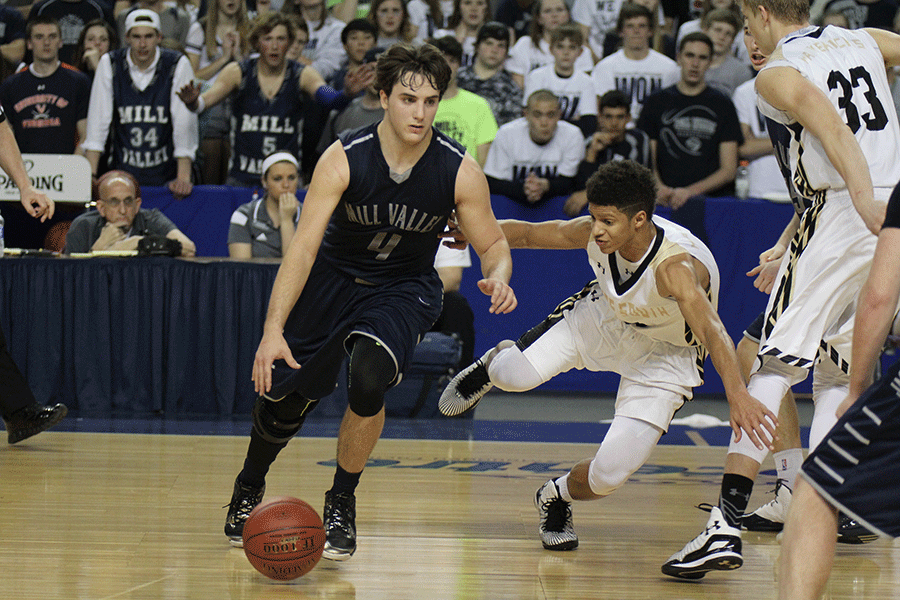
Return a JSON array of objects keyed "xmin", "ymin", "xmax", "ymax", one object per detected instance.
[
  {"xmin": 0, "ymin": 119, "xmax": 53, "ymax": 221},
  {"xmin": 453, "ymin": 153, "xmax": 516, "ymax": 314},
  {"xmin": 252, "ymin": 141, "xmax": 349, "ymax": 393},
  {"xmin": 864, "ymin": 27, "xmax": 900, "ymax": 69},
  {"xmin": 499, "ymin": 215, "xmax": 592, "ymax": 250},
  {"xmin": 757, "ymin": 67, "xmax": 882, "ymax": 234},
  {"xmin": 746, "ymin": 212, "xmax": 800, "ymax": 294},
  {"xmin": 841, "ymin": 226, "xmax": 900, "ymax": 413},
  {"xmin": 657, "ymin": 254, "xmax": 778, "ymax": 451}
]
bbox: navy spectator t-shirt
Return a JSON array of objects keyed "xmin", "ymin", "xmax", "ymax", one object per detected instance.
[{"xmin": 636, "ymin": 84, "xmax": 743, "ymax": 195}]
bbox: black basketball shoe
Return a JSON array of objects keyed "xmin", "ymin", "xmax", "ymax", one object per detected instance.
[
  {"xmin": 742, "ymin": 479, "xmax": 792, "ymax": 532},
  {"xmin": 837, "ymin": 513, "xmax": 879, "ymax": 544},
  {"xmin": 534, "ymin": 479, "xmax": 578, "ymax": 551},
  {"xmin": 323, "ymin": 490, "xmax": 357, "ymax": 561},
  {"xmin": 662, "ymin": 506, "xmax": 743, "ymax": 579},
  {"xmin": 224, "ymin": 477, "xmax": 265, "ymax": 547},
  {"xmin": 439, "ymin": 357, "xmax": 493, "ymax": 417},
  {"xmin": 4, "ymin": 402, "xmax": 67, "ymax": 444}
]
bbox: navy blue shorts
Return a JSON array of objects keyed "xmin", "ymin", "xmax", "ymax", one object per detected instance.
[
  {"xmin": 743, "ymin": 311, "xmax": 765, "ymax": 344},
  {"xmin": 799, "ymin": 359, "xmax": 900, "ymax": 538},
  {"xmin": 268, "ymin": 257, "xmax": 444, "ymax": 400}
]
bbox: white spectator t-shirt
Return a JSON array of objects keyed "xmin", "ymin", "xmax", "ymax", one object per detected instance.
[
  {"xmin": 304, "ymin": 16, "xmax": 347, "ymax": 81},
  {"xmin": 484, "ymin": 117, "xmax": 585, "ymax": 181},
  {"xmin": 524, "ymin": 65, "xmax": 597, "ymax": 120},
  {"xmin": 433, "ymin": 28, "xmax": 476, "ymax": 66},
  {"xmin": 506, "ymin": 36, "xmax": 594, "ymax": 77},
  {"xmin": 409, "ymin": 0, "xmax": 454, "ymax": 43},
  {"xmin": 571, "ymin": 0, "xmax": 625, "ymax": 59},
  {"xmin": 732, "ymin": 78, "xmax": 791, "ymax": 201},
  {"xmin": 591, "ymin": 49, "xmax": 679, "ymax": 121}
]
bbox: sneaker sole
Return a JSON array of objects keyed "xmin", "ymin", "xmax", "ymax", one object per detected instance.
[
  {"xmin": 322, "ymin": 546, "xmax": 356, "ymax": 561},
  {"xmin": 661, "ymin": 553, "xmax": 743, "ymax": 579},
  {"xmin": 542, "ymin": 539, "xmax": 578, "ymax": 551},
  {"xmin": 438, "ymin": 362, "xmax": 491, "ymax": 417},
  {"xmin": 228, "ymin": 536, "xmax": 244, "ymax": 548},
  {"xmin": 837, "ymin": 533, "xmax": 879, "ymax": 544},
  {"xmin": 741, "ymin": 515, "xmax": 784, "ymax": 532},
  {"xmin": 8, "ymin": 405, "xmax": 68, "ymax": 444}
]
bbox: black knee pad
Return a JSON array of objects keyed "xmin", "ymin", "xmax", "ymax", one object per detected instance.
[
  {"xmin": 347, "ymin": 336, "xmax": 396, "ymax": 418},
  {"xmin": 252, "ymin": 393, "xmax": 317, "ymax": 444}
]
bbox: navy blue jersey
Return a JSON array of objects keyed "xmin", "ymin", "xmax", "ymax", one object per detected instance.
[
  {"xmin": 0, "ymin": 63, "xmax": 90, "ymax": 154},
  {"xmin": 765, "ymin": 116, "xmax": 812, "ymax": 218},
  {"xmin": 229, "ymin": 58, "xmax": 305, "ymax": 185},
  {"xmin": 320, "ymin": 123, "xmax": 465, "ymax": 284},
  {"xmin": 110, "ymin": 47, "xmax": 179, "ymax": 185}
]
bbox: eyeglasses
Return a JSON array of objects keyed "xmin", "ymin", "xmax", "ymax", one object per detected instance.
[{"xmin": 101, "ymin": 197, "xmax": 137, "ymax": 209}]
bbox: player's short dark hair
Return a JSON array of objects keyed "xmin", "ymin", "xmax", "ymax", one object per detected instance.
[
  {"xmin": 375, "ymin": 42, "xmax": 452, "ymax": 98},
  {"xmin": 599, "ymin": 89, "xmax": 630, "ymax": 111},
  {"xmin": 428, "ymin": 35, "xmax": 463, "ymax": 63},
  {"xmin": 586, "ymin": 160, "xmax": 656, "ymax": 217},
  {"xmin": 678, "ymin": 30, "xmax": 713, "ymax": 55},
  {"xmin": 616, "ymin": 2, "xmax": 654, "ymax": 33},
  {"xmin": 26, "ymin": 15, "xmax": 61, "ymax": 38},
  {"xmin": 249, "ymin": 12, "xmax": 296, "ymax": 49},
  {"xmin": 476, "ymin": 21, "xmax": 510, "ymax": 49},
  {"xmin": 742, "ymin": 0, "xmax": 808, "ymax": 25},
  {"xmin": 550, "ymin": 23, "xmax": 583, "ymax": 47},
  {"xmin": 95, "ymin": 170, "xmax": 141, "ymax": 203},
  {"xmin": 340, "ymin": 18, "xmax": 377, "ymax": 44}
]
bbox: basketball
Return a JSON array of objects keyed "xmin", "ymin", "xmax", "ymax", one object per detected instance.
[{"xmin": 242, "ymin": 496, "xmax": 326, "ymax": 581}]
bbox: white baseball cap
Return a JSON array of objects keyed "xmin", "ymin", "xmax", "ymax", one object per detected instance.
[{"xmin": 124, "ymin": 9, "xmax": 161, "ymax": 34}]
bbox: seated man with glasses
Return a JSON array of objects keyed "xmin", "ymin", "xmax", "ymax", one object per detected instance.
[{"xmin": 64, "ymin": 170, "xmax": 196, "ymax": 256}]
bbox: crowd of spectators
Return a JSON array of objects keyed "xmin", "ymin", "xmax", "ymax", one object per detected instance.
[{"xmin": 3, "ymin": 0, "xmax": 900, "ymax": 253}]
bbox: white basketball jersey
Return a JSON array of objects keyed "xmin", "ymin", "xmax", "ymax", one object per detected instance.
[
  {"xmin": 757, "ymin": 25, "xmax": 900, "ymax": 199},
  {"xmin": 586, "ymin": 216, "xmax": 720, "ymax": 349}
]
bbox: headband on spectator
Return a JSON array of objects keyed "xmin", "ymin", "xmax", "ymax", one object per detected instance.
[{"xmin": 261, "ymin": 152, "xmax": 299, "ymax": 177}]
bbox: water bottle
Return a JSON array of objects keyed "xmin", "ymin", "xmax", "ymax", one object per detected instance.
[{"xmin": 735, "ymin": 160, "xmax": 750, "ymax": 200}]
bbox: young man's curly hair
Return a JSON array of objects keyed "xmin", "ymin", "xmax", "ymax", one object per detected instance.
[{"xmin": 586, "ymin": 160, "xmax": 657, "ymax": 218}]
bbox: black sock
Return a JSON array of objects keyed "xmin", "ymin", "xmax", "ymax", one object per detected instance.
[
  {"xmin": 330, "ymin": 463, "xmax": 362, "ymax": 495},
  {"xmin": 238, "ymin": 428, "xmax": 288, "ymax": 489},
  {"xmin": 719, "ymin": 473, "xmax": 754, "ymax": 528}
]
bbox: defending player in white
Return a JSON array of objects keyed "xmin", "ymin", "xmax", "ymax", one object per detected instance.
[
  {"xmin": 440, "ymin": 160, "xmax": 776, "ymax": 551},
  {"xmin": 663, "ymin": 0, "xmax": 900, "ymax": 580}
]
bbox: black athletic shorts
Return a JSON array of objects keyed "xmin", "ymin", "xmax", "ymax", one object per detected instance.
[
  {"xmin": 799, "ymin": 359, "xmax": 900, "ymax": 538},
  {"xmin": 267, "ymin": 256, "xmax": 444, "ymax": 400},
  {"xmin": 743, "ymin": 311, "xmax": 765, "ymax": 344}
]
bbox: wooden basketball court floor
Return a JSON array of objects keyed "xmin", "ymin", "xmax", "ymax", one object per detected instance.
[{"xmin": 2, "ymin": 409, "xmax": 899, "ymax": 600}]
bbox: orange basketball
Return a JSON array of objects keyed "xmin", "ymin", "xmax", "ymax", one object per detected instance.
[{"xmin": 242, "ymin": 496, "xmax": 326, "ymax": 581}]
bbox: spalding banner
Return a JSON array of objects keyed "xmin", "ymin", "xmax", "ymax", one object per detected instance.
[{"xmin": 0, "ymin": 154, "xmax": 91, "ymax": 203}]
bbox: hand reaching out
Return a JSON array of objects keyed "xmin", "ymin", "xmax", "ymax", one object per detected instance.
[
  {"xmin": 343, "ymin": 63, "xmax": 376, "ymax": 96},
  {"xmin": 746, "ymin": 243, "xmax": 786, "ymax": 294},
  {"xmin": 177, "ymin": 81, "xmax": 202, "ymax": 111}
]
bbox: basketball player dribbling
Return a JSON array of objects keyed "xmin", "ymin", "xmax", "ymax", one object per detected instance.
[{"xmin": 223, "ymin": 42, "xmax": 516, "ymax": 562}]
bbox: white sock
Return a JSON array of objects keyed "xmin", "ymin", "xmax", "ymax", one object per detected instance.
[
  {"xmin": 555, "ymin": 474, "xmax": 573, "ymax": 502},
  {"xmin": 773, "ymin": 448, "xmax": 803, "ymax": 489}
]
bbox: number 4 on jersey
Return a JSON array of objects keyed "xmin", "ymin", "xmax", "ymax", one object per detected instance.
[{"xmin": 368, "ymin": 232, "xmax": 401, "ymax": 260}]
